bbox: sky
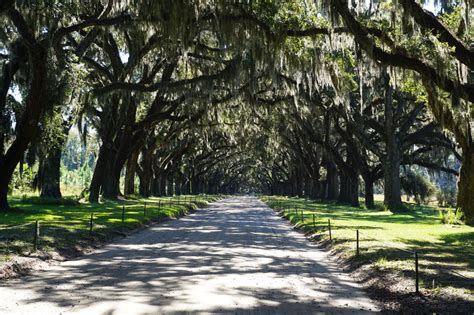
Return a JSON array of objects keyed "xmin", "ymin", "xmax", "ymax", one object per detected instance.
[{"xmin": 423, "ymin": 0, "xmax": 439, "ymax": 13}]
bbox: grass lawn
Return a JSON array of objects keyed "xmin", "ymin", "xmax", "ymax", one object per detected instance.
[
  {"xmin": 261, "ymin": 196, "xmax": 474, "ymax": 295},
  {"xmin": 0, "ymin": 195, "xmax": 222, "ymax": 261}
]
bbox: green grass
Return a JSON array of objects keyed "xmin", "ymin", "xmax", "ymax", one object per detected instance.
[
  {"xmin": 262, "ymin": 196, "xmax": 474, "ymax": 293},
  {"xmin": 0, "ymin": 195, "xmax": 223, "ymax": 258}
]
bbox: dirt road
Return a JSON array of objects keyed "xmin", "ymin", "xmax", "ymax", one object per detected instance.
[{"xmin": 0, "ymin": 197, "xmax": 378, "ymax": 314}]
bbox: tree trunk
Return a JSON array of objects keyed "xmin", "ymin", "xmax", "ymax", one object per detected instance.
[
  {"xmin": 38, "ymin": 149, "xmax": 62, "ymax": 198},
  {"xmin": 364, "ymin": 178, "xmax": 375, "ymax": 209},
  {"xmin": 0, "ymin": 42, "xmax": 48, "ymax": 210},
  {"xmin": 151, "ymin": 176, "xmax": 159, "ymax": 196},
  {"xmin": 101, "ymin": 163, "xmax": 121, "ymax": 199},
  {"xmin": 0, "ymin": 166, "xmax": 13, "ymax": 209},
  {"xmin": 349, "ymin": 174, "xmax": 360, "ymax": 207},
  {"xmin": 338, "ymin": 173, "xmax": 349, "ymax": 203},
  {"xmin": 159, "ymin": 175, "xmax": 167, "ymax": 196},
  {"xmin": 167, "ymin": 175, "xmax": 174, "ymax": 196},
  {"xmin": 89, "ymin": 146, "xmax": 111, "ymax": 203},
  {"xmin": 311, "ymin": 179, "xmax": 320, "ymax": 199},
  {"xmin": 175, "ymin": 176, "xmax": 182, "ymax": 195},
  {"xmin": 457, "ymin": 146, "xmax": 474, "ymax": 225},
  {"xmin": 327, "ymin": 161, "xmax": 338, "ymax": 200},
  {"xmin": 124, "ymin": 150, "xmax": 139, "ymax": 195},
  {"xmin": 383, "ymin": 80, "xmax": 403, "ymax": 211},
  {"xmin": 138, "ymin": 173, "xmax": 152, "ymax": 197}
]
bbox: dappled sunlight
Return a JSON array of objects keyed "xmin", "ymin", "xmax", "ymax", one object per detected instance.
[
  {"xmin": 265, "ymin": 196, "xmax": 474, "ymax": 304},
  {"xmin": 0, "ymin": 197, "xmax": 377, "ymax": 314}
]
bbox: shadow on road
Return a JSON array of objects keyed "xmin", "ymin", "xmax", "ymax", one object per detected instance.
[{"xmin": 1, "ymin": 197, "xmax": 378, "ymax": 314}]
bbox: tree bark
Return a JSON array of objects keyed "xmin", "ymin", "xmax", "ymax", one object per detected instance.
[
  {"xmin": 138, "ymin": 151, "xmax": 153, "ymax": 197},
  {"xmin": 338, "ymin": 173, "xmax": 349, "ymax": 203},
  {"xmin": 101, "ymin": 162, "xmax": 121, "ymax": 199},
  {"xmin": 349, "ymin": 174, "xmax": 360, "ymax": 207},
  {"xmin": 38, "ymin": 149, "xmax": 62, "ymax": 198},
  {"xmin": 364, "ymin": 178, "xmax": 375, "ymax": 209},
  {"xmin": 89, "ymin": 145, "xmax": 111, "ymax": 203},
  {"xmin": 383, "ymin": 80, "xmax": 403, "ymax": 211},
  {"xmin": 159, "ymin": 175, "xmax": 167, "ymax": 196},
  {"xmin": 124, "ymin": 150, "xmax": 138, "ymax": 195},
  {"xmin": 326, "ymin": 161, "xmax": 339, "ymax": 200},
  {"xmin": 167, "ymin": 175, "xmax": 174, "ymax": 196},
  {"xmin": 457, "ymin": 146, "xmax": 474, "ymax": 225},
  {"xmin": 0, "ymin": 40, "xmax": 48, "ymax": 210},
  {"xmin": 138, "ymin": 172, "xmax": 152, "ymax": 197},
  {"xmin": 337, "ymin": 171, "xmax": 359, "ymax": 207}
]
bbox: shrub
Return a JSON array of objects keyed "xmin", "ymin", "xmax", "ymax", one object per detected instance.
[
  {"xmin": 401, "ymin": 171, "xmax": 437, "ymax": 205},
  {"xmin": 20, "ymin": 196, "xmax": 79, "ymax": 206},
  {"xmin": 439, "ymin": 208, "xmax": 464, "ymax": 225}
]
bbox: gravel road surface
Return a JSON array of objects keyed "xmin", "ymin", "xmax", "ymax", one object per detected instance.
[{"xmin": 0, "ymin": 197, "xmax": 378, "ymax": 314}]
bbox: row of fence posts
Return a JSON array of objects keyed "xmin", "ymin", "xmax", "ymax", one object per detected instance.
[
  {"xmin": 33, "ymin": 195, "xmax": 204, "ymax": 251},
  {"xmin": 276, "ymin": 200, "xmax": 419, "ymax": 294}
]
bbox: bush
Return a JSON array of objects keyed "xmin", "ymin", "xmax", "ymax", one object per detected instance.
[
  {"xmin": 401, "ymin": 171, "xmax": 437, "ymax": 205},
  {"xmin": 10, "ymin": 164, "xmax": 36, "ymax": 194},
  {"xmin": 20, "ymin": 196, "xmax": 79, "ymax": 206},
  {"xmin": 439, "ymin": 208, "xmax": 464, "ymax": 225}
]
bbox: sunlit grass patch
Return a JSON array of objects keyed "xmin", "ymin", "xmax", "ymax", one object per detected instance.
[
  {"xmin": 263, "ymin": 195, "xmax": 474, "ymax": 294},
  {"xmin": 0, "ymin": 195, "xmax": 223, "ymax": 259}
]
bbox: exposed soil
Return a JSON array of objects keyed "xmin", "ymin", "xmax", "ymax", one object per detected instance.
[
  {"xmin": 0, "ymin": 206, "xmax": 196, "ymax": 281},
  {"xmin": 1, "ymin": 197, "xmax": 378, "ymax": 314},
  {"xmin": 276, "ymin": 209, "xmax": 474, "ymax": 314}
]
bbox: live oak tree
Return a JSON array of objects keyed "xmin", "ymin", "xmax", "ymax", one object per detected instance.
[
  {"xmin": 0, "ymin": 0, "xmax": 472, "ymax": 225},
  {"xmin": 0, "ymin": 0, "xmax": 130, "ymax": 209}
]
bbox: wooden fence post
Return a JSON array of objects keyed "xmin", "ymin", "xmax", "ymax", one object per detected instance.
[
  {"xmin": 328, "ymin": 219, "xmax": 332, "ymax": 241},
  {"xmin": 356, "ymin": 229, "xmax": 359, "ymax": 256},
  {"xmin": 33, "ymin": 220, "xmax": 39, "ymax": 251},
  {"xmin": 89, "ymin": 212, "xmax": 94, "ymax": 237},
  {"xmin": 415, "ymin": 252, "xmax": 419, "ymax": 294}
]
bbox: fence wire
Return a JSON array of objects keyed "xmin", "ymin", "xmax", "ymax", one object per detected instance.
[{"xmin": 272, "ymin": 200, "xmax": 474, "ymax": 292}]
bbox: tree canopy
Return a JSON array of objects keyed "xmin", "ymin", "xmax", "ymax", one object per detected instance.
[{"xmin": 0, "ymin": 0, "xmax": 472, "ymax": 223}]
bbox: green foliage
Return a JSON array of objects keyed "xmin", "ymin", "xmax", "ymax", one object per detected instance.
[
  {"xmin": 20, "ymin": 196, "xmax": 79, "ymax": 206},
  {"xmin": 436, "ymin": 187, "xmax": 457, "ymax": 207},
  {"xmin": 439, "ymin": 6, "xmax": 462, "ymax": 34},
  {"xmin": 264, "ymin": 196, "xmax": 474, "ymax": 295},
  {"xmin": 8, "ymin": 164, "xmax": 36, "ymax": 195},
  {"xmin": 0, "ymin": 195, "xmax": 220, "ymax": 256},
  {"xmin": 61, "ymin": 163, "xmax": 93, "ymax": 194},
  {"xmin": 439, "ymin": 208, "xmax": 464, "ymax": 225},
  {"xmin": 401, "ymin": 171, "xmax": 437, "ymax": 205}
]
